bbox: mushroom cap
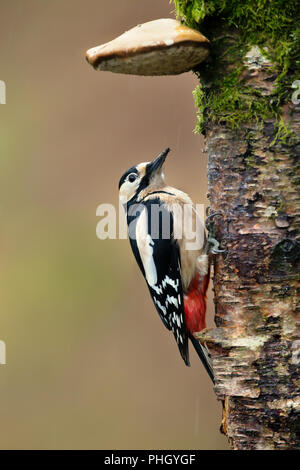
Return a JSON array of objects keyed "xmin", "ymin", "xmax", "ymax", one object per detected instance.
[{"xmin": 86, "ymin": 18, "xmax": 210, "ymax": 76}]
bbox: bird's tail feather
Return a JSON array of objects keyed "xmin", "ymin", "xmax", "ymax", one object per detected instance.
[{"xmin": 189, "ymin": 333, "xmax": 214, "ymax": 383}]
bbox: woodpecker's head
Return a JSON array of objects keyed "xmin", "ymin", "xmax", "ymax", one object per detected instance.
[{"xmin": 119, "ymin": 147, "xmax": 170, "ymax": 205}]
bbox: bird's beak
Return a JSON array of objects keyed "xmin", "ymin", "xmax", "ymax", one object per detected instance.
[{"xmin": 147, "ymin": 148, "xmax": 170, "ymax": 177}]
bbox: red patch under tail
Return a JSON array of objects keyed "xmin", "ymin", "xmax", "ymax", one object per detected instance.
[{"xmin": 184, "ymin": 270, "xmax": 210, "ymax": 335}]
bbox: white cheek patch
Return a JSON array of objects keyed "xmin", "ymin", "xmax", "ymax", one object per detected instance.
[
  {"xmin": 119, "ymin": 192, "xmax": 128, "ymax": 205},
  {"xmin": 119, "ymin": 179, "xmax": 139, "ymax": 204},
  {"xmin": 136, "ymin": 207, "xmax": 158, "ymax": 287}
]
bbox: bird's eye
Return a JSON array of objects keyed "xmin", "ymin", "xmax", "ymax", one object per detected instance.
[{"xmin": 128, "ymin": 173, "xmax": 137, "ymax": 183}]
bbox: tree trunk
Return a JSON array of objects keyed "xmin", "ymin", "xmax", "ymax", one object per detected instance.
[{"xmin": 173, "ymin": 1, "xmax": 300, "ymax": 450}]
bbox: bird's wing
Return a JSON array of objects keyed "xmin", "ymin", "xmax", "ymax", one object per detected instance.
[{"xmin": 129, "ymin": 200, "xmax": 190, "ymax": 365}]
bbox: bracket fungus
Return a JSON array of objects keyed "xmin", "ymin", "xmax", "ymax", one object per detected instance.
[{"xmin": 86, "ymin": 18, "xmax": 210, "ymax": 76}]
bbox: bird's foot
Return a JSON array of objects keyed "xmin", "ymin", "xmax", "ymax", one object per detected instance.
[
  {"xmin": 205, "ymin": 210, "xmax": 225, "ymax": 254},
  {"xmin": 207, "ymin": 237, "xmax": 225, "ymax": 254},
  {"xmin": 205, "ymin": 210, "xmax": 223, "ymax": 230}
]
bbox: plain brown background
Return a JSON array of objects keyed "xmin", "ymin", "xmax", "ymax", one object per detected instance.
[{"xmin": 0, "ymin": 0, "xmax": 228, "ymax": 449}]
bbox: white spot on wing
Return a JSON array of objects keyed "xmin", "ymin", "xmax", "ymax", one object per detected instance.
[
  {"xmin": 162, "ymin": 276, "xmax": 179, "ymax": 292},
  {"xmin": 136, "ymin": 207, "xmax": 157, "ymax": 287},
  {"xmin": 166, "ymin": 295, "xmax": 178, "ymax": 309},
  {"xmin": 152, "ymin": 284, "xmax": 162, "ymax": 295},
  {"xmin": 154, "ymin": 297, "xmax": 167, "ymax": 316}
]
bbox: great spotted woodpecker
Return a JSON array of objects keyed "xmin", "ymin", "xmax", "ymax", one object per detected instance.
[{"xmin": 119, "ymin": 148, "xmax": 217, "ymax": 382}]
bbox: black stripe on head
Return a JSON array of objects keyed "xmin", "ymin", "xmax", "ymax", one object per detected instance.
[
  {"xmin": 135, "ymin": 172, "xmax": 150, "ymax": 195},
  {"xmin": 118, "ymin": 166, "xmax": 138, "ymax": 189}
]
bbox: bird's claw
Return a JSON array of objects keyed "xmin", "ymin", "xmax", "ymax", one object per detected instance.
[
  {"xmin": 205, "ymin": 210, "xmax": 225, "ymax": 254},
  {"xmin": 207, "ymin": 237, "xmax": 225, "ymax": 254},
  {"xmin": 205, "ymin": 210, "xmax": 223, "ymax": 230}
]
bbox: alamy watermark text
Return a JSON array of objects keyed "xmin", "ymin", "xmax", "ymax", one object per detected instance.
[{"xmin": 0, "ymin": 80, "xmax": 6, "ymax": 104}]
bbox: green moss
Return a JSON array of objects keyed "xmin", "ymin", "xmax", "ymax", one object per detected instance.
[
  {"xmin": 192, "ymin": 85, "xmax": 206, "ymax": 134},
  {"xmin": 193, "ymin": 67, "xmax": 273, "ymax": 132},
  {"xmin": 171, "ymin": 0, "xmax": 300, "ymax": 136},
  {"xmin": 270, "ymin": 117, "xmax": 294, "ymax": 146}
]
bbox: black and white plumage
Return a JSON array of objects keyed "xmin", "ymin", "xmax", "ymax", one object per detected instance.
[
  {"xmin": 128, "ymin": 197, "xmax": 189, "ymax": 365},
  {"xmin": 119, "ymin": 148, "xmax": 214, "ymax": 381}
]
